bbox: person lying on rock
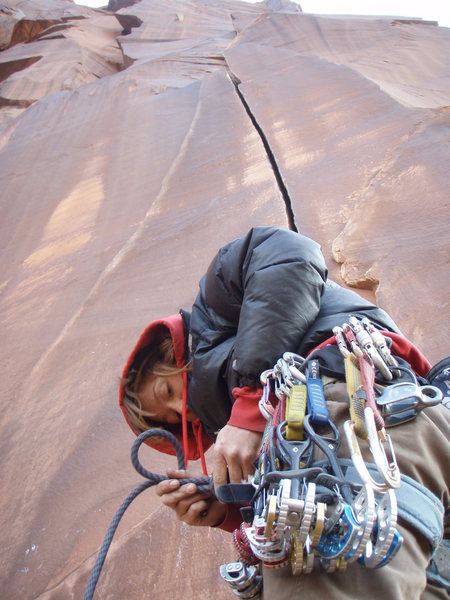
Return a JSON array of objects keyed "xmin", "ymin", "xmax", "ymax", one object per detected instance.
[{"xmin": 119, "ymin": 226, "xmax": 449, "ymax": 598}]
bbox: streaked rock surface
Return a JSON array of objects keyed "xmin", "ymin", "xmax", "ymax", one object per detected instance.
[{"xmin": 0, "ymin": 1, "xmax": 448, "ymax": 598}]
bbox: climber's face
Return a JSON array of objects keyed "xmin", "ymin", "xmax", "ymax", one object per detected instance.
[{"xmin": 139, "ymin": 372, "xmax": 196, "ymax": 424}]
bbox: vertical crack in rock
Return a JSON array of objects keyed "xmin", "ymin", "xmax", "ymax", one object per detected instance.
[{"xmin": 227, "ymin": 69, "xmax": 298, "ymax": 232}]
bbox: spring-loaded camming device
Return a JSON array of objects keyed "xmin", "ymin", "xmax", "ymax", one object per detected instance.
[
  {"xmin": 219, "ymin": 562, "xmax": 262, "ymax": 598},
  {"xmin": 316, "ymin": 502, "xmax": 360, "ymax": 560},
  {"xmin": 303, "ymin": 415, "xmax": 353, "ymax": 505},
  {"xmin": 359, "ymin": 489, "xmax": 403, "ymax": 568},
  {"xmin": 276, "ymin": 421, "xmax": 313, "ymax": 499},
  {"xmin": 345, "ymin": 483, "xmax": 376, "ymax": 563}
]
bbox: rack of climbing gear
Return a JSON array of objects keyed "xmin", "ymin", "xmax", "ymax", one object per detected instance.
[{"xmin": 219, "ymin": 316, "xmax": 443, "ymax": 598}]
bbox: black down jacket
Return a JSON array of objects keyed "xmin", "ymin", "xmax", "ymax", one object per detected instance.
[{"xmin": 184, "ymin": 226, "xmax": 400, "ymax": 440}]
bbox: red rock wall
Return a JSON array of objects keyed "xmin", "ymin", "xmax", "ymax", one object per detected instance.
[{"xmin": 0, "ymin": 1, "xmax": 448, "ymax": 598}]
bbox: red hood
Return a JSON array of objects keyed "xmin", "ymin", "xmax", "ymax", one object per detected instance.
[{"xmin": 119, "ymin": 313, "xmax": 212, "ymax": 465}]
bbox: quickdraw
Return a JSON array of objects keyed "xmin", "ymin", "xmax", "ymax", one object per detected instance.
[{"xmin": 219, "ymin": 317, "xmax": 443, "ymax": 598}]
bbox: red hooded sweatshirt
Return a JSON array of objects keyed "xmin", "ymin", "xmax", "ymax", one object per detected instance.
[{"xmin": 119, "ymin": 314, "xmax": 213, "ymax": 473}]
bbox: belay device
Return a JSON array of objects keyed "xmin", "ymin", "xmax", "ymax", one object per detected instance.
[{"xmin": 218, "ymin": 316, "xmax": 444, "ymax": 599}]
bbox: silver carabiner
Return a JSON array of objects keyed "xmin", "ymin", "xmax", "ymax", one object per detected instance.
[
  {"xmin": 343, "ymin": 420, "xmax": 390, "ymax": 494},
  {"xmin": 349, "ymin": 316, "xmax": 393, "ymax": 381},
  {"xmin": 361, "ymin": 318, "xmax": 401, "ymax": 378},
  {"xmin": 259, "ymin": 369, "xmax": 275, "ymax": 420},
  {"xmin": 260, "ymin": 368, "xmax": 274, "ymax": 387},
  {"xmin": 365, "ymin": 408, "xmax": 401, "ymax": 489},
  {"xmin": 277, "ymin": 357, "xmax": 298, "ymax": 389},
  {"xmin": 283, "ymin": 352, "xmax": 307, "ymax": 384}
]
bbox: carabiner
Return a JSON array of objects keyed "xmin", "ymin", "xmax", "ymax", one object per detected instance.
[
  {"xmin": 343, "ymin": 420, "xmax": 390, "ymax": 494},
  {"xmin": 283, "ymin": 352, "xmax": 307, "ymax": 384},
  {"xmin": 349, "ymin": 317, "xmax": 393, "ymax": 381},
  {"xmin": 358, "ymin": 354, "xmax": 385, "ymax": 430},
  {"xmin": 333, "ymin": 326, "xmax": 350, "ymax": 357},
  {"xmin": 365, "ymin": 408, "xmax": 401, "ymax": 489},
  {"xmin": 343, "ymin": 323, "xmax": 364, "ymax": 358},
  {"xmin": 260, "ymin": 368, "xmax": 274, "ymax": 386},
  {"xmin": 361, "ymin": 318, "xmax": 401, "ymax": 378}
]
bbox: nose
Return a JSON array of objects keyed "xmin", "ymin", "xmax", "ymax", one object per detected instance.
[
  {"xmin": 172, "ymin": 399, "xmax": 196, "ymax": 422},
  {"xmin": 173, "ymin": 399, "xmax": 183, "ymax": 417}
]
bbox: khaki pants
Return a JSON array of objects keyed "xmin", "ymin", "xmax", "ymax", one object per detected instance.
[{"xmin": 262, "ymin": 382, "xmax": 450, "ymax": 600}]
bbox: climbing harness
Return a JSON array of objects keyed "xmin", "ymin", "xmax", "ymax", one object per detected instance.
[
  {"xmin": 219, "ymin": 316, "xmax": 444, "ymax": 598},
  {"xmin": 84, "ymin": 429, "xmax": 213, "ymax": 600}
]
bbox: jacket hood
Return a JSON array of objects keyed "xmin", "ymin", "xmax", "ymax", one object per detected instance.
[{"xmin": 119, "ymin": 312, "xmax": 212, "ymax": 465}]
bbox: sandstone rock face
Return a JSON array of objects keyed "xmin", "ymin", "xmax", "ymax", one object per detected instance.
[
  {"xmin": 0, "ymin": 0, "xmax": 93, "ymax": 49},
  {"xmin": 0, "ymin": 1, "xmax": 448, "ymax": 599}
]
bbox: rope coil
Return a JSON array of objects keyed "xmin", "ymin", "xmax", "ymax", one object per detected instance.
[{"xmin": 84, "ymin": 429, "xmax": 214, "ymax": 600}]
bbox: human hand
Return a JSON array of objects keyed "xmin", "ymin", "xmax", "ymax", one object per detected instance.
[
  {"xmin": 213, "ymin": 424, "xmax": 263, "ymax": 490},
  {"xmin": 155, "ymin": 468, "xmax": 227, "ymax": 527}
]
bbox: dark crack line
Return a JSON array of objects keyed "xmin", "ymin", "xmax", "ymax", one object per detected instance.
[{"xmin": 227, "ymin": 69, "xmax": 298, "ymax": 232}]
